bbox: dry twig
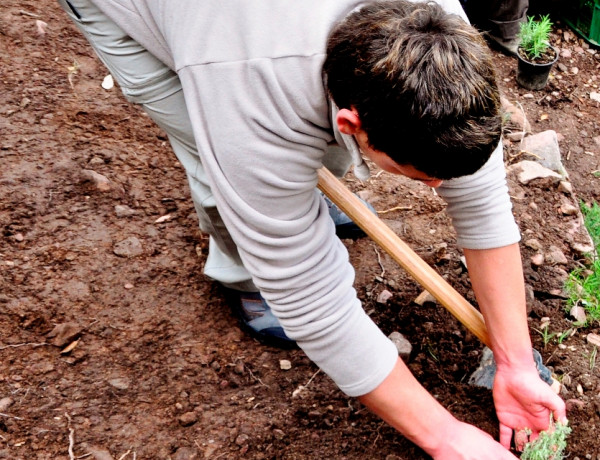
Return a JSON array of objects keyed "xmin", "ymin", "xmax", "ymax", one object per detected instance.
[
  {"xmin": 65, "ymin": 413, "xmax": 75, "ymax": 460},
  {"xmin": 377, "ymin": 205, "xmax": 412, "ymax": 215},
  {"xmin": 373, "ymin": 245, "xmax": 385, "ymax": 278},
  {"xmin": 0, "ymin": 342, "xmax": 49, "ymax": 351}
]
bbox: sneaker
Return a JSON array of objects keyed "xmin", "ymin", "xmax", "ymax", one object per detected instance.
[
  {"xmin": 222, "ymin": 287, "xmax": 297, "ymax": 349},
  {"xmin": 322, "ymin": 194, "xmax": 377, "ymax": 239}
]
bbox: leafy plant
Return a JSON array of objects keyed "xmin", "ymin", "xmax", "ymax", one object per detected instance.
[
  {"xmin": 564, "ymin": 201, "xmax": 600, "ymax": 325},
  {"xmin": 520, "ymin": 418, "xmax": 571, "ymax": 460},
  {"xmin": 533, "ymin": 325, "xmax": 557, "ymax": 348},
  {"xmin": 518, "ymin": 15, "xmax": 553, "ymax": 61}
]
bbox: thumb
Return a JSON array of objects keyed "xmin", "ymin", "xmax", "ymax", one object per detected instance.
[{"xmin": 499, "ymin": 423, "xmax": 513, "ymax": 449}]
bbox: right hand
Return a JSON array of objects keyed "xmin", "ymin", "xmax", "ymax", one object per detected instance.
[{"xmin": 429, "ymin": 420, "xmax": 518, "ymax": 460}]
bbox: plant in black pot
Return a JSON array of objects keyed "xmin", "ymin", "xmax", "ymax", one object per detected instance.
[{"xmin": 516, "ymin": 15, "xmax": 559, "ymax": 90}]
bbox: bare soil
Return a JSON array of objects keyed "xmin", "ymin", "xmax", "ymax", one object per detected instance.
[{"xmin": 1, "ymin": 2, "xmax": 599, "ymax": 459}]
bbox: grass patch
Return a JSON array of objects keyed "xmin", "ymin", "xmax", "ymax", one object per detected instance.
[{"xmin": 565, "ymin": 202, "xmax": 600, "ymax": 325}]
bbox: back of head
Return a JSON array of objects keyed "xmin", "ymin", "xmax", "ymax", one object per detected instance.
[{"xmin": 324, "ymin": 0, "xmax": 501, "ymax": 180}]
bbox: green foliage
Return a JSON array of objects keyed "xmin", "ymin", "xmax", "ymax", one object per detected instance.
[
  {"xmin": 520, "ymin": 419, "xmax": 572, "ymax": 460},
  {"xmin": 564, "ymin": 202, "xmax": 600, "ymax": 325},
  {"xmin": 518, "ymin": 15, "xmax": 553, "ymax": 60}
]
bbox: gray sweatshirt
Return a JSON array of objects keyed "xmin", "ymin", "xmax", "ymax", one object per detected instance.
[{"xmin": 87, "ymin": 0, "xmax": 520, "ymax": 396}]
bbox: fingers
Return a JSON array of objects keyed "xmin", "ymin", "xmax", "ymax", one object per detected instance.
[
  {"xmin": 499, "ymin": 423, "xmax": 512, "ymax": 449},
  {"xmin": 513, "ymin": 429, "xmax": 529, "ymax": 451}
]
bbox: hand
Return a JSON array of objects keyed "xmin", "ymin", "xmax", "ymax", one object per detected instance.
[
  {"xmin": 430, "ymin": 420, "xmax": 518, "ymax": 460},
  {"xmin": 493, "ymin": 364, "xmax": 567, "ymax": 450}
]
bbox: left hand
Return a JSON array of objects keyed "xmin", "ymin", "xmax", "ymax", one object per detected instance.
[{"xmin": 493, "ymin": 363, "xmax": 567, "ymax": 450}]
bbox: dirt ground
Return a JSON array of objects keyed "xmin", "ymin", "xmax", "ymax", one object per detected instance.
[{"xmin": 1, "ymin": 1, "xmax": 599, "ymax": 459}]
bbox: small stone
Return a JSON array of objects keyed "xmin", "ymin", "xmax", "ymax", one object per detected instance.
[
  {"xmin": 560, "ymin": 203, "xmax": 579, "ymax": 215},
  {"xmin": 591, "ymin": 92, "xmax": 600, "ymax": 103},
  {"xmin": 113, "ymin": 237, "xmax": 143, "ymax": 258},
  {"xmin": 178, "ymin": 411, "xmax": 198, "ymax": 427},
  {"xmin": 576, "ymin": 383, "xmax": 584, "ymax": 395},
  {"xmin": 531, "ymin": 253, "xmax": 545, "ymax": 266},
  {"xmin": 506, "ymin": 161, "xmax": 562, "ymax": 185},
  {"xmin": 557, "ymin": 62, "xmax": 568, "ymax": 72},
  {"xmin": 570, "ymin": 305, "xmax": 587, "ymax": 324},
  {"xmin": 571, "ymin": 67, "xmax": 579, "ymax": 75},
  {"xmin": 234, "ymin": 362, "xmax": 244, "ymax": 374},
  {"xmin": 114, "ymin": 205, "xmax": 137, "ymax": 217},
  {"xmin": 81, "ymin": 169, "xmax": 111, "ymax": 192},
  {"xmin": 88, "ymin": 447, "xmax": 115, "ymax": 460},
  {"xmin": 546, "ymin": 246, "xmax": 568, "ymax": 265},
  {"xmin": 414, "ymin": 290, "xmax": 436, "ymax": 306},
  {"xmin": 520, "ymin": 131, "xmax": 567, "ymax": 177},
  {"xmin": 279, "ymin": 359, "xmax": 292, "ymax": 370},
  {"xmin": 560, "ymin": 48, "xmax": 572, "ymax": 58},
  {"xmin": 388, "ymin": 331, "xmax": 412, "ymax": 361},
  {"xmin": 235, "ymin": 434, "xmax": 249, "ymax": 446},
  {"xmin": 13, "ymin": 233, "xmax": 24, "ymax": 242},
  {"xmin": 524, "ymin": 239, "xmax": 543, "ymax": 251},
  {"xmin": 124, "ymin": 283, "xmax": 134, "ymax": 289},
  {"xmin": 558, "ymin": 181, "xmax": 573, "ymax": 194},
  {"xmin": 47, "ymin": 322, "xmax": 82, "ymax": 347},
  {"xmin": 376, "ymin": 289, "xmax": 393, "ymax": 304},
  {"xmin": 108, "ymin": 378, "xmax": 130, "ymax": 390},
  {"xmin": 273, "ymin": 429, "xmax": 286, "ymax": 440},
  {"xmin": 0, "ymin": 397, "xmax": 14, "ymax": 412},
  {"xmin": 528, "ymin": 201, "xmax": 538, "ymax": 211},
  {"xmin": 566, "ymin": 399, "xmax": 585, "ymax": 411},
  {"xmin": 172, "ymin": 447, "xmax": 199, "ymax": 460},
  {"xmin": 586, "ymin": 333, "xmax": 600, "ymax": 347}
]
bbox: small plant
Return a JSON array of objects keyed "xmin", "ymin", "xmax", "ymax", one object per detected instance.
[
  {"xmin": 533, "ymin": 325, "xmax": 557, "ymax": 348},
  {"xmin": 518, "ymin": 15, "xmax": 553, "ymax": 61},
  {"xmin": 520, "ymin": 417, "xmax": 572, "ymax": 460},
  {"xmin": 564, "ymin": 201, "xmax": 600, "ymax": 325}
]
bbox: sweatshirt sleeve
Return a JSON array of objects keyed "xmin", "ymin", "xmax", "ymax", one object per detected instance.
[{"xmin": 436, "ymin": 141, "xmax": 521, "ymax": 250}]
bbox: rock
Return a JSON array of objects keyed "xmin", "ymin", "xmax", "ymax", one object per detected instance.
[
  {"xmin": 114, "ymin": 205, "xmax": 137, "ymax": 217},
  {"xmin": 108, "ymin": 378, "xmax": 130, "ymax": 390},
  {"xmin": 570, "ymin": 242, "xmax": 596, "ymax": 257},
  {"xmin": 88, "ymin": 447, "xmax": 115, "ymax": 460},
  {"xmin": 570, "ymin": 305, "xmax": 587, "ymax": 324},
  {"xmin": 279, "ymin": 359, "xmax": 292, "ymax": 370},
  {"xmin": 469, "ymin": 347, "xmax": 553, "ymax": 389},
  {"xmin": 376, "ymin": 289, "xmax": 393, "ymax": 304},
  {"xmin": 586, "ymin": 333, "xmax": 600, "ymax": 348},
  {"xmin": 0, "ymin": 397, "xmax": 14, "ymax": 412},
  {"xmin": 557, "ymin": 62, "xmax": 568, "ymax": 72},
  {"xmin": 546, "ymin": 246, "xmax": 568, "ymax": 265},
  {"xmin": 560, "ymin": 203, "xmax": 579, "ymax": 215},
  {"xmin": 388, "ymin": 331, "xmax": 412, "ymax": 361},
  {"xmin": 560, "ymin": 48, "xmax": 572, "ymax": 58},
  {"xmin": 520, "ymin": 130, "xmax": 568, "ymax": 177},
  {"xmin": 531, "ymin": 253, "xmax": 545, "ymax": 266},
  {"xmin": 558, "ymin": 181, "xmax": 573, "ymax": 194},
  {"xmin": 46, "ymin": 322, "xmax": 82, "ymax": 347},
  {"xmin": 178, "ymin": 411, "xmax": 198, "ymax": 427},
  {"xmin": 566, "ymin": 399, "xmax": 586, "ymax": 411},
  {"xmin": 501, "ymin": 97, "xmax": 531, "ymax": 133},
  {"xmin": 272, "ymin": 428, "xmax": 286, "ymax": 440},
  {"xmin": 81, "ymin": 169, "xmax": 111, "ymax": 192},
  {"xmin": 506, "ymin": 160, "xmax": 562, "ymax": 185},
  {"xmin": 413, "ymin": 290, "xmax": 436, "ymax": 306},
  {"xmin": 173, "ymin": 447, "xmax": 199, "ymax": 460},
  {"xmin": 524, "ymin": 239, "xmax": 543, "ymax": 251},
  {"xmin": 594, "ymin": 136, "xmax": 600, "ymax": 148},
  {"xmin": 591, "ymin": 92, "xmax": 600, "ymax": 103},
  {"xmin": 113, "ymin": 237, "xmax": 143, "ymax": 257}
]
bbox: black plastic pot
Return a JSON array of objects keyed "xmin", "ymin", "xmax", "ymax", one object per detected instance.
[{"xmin": 516, "ymin": 46, "xmax": 559, "ymax": 90}]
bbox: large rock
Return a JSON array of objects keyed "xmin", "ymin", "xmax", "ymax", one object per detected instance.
[
  {"xmin": 520, "ymin": 130, "xmax": 568, "ymax": 177},
  {"xmin": 506, "ymin": 160, "xmax": 562, "ymax": 185}
]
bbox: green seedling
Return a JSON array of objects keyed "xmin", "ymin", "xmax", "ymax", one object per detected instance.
[
  {"xmin": 533, "ymin": 325, "xmax": 557, "ymax": 348},
  {"xmin": 585, "ymin": 346, "xmax": 597, "ymax": 371},
  {"xmin": 555, "ymin": 329, "xmax": 572, "ymax": 345},
  {"xmin": 520, "ymin": 417, "xmax": 571, "ymax": 460},
  {"xmin": 518, "ymin": 15, "xmax": 553, "ymax": 61},
  {"xmin": 564, "ymin": 201, "xmax": 600, "ymax": 325}
]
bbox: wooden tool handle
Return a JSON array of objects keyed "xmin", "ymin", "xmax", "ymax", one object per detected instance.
[{"xmin": 317, "ymin": 167, "xmax": 491, "ymax": 347}]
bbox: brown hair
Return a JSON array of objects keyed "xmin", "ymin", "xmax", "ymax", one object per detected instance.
[{"xmin": 324, "ymin": 0, "xmax": 501, "ymax": 179}]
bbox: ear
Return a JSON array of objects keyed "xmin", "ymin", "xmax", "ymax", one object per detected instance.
[{"xmin": 336, "ymin": 108, "xmax": 362, "ymax": 135}]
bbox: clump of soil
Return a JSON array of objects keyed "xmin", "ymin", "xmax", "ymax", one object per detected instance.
[{"xmin": 1, "ymin": 2, "xmax": 599, "ymax": 459}]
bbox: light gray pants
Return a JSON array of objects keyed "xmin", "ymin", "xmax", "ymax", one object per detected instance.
[{"xmin": 58, "ymin": 0, "xmax": 258, "ymax": 291}]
